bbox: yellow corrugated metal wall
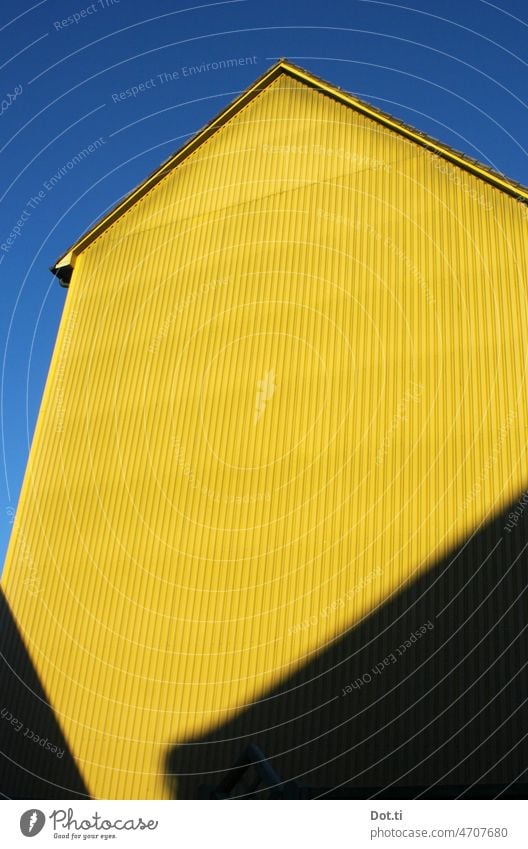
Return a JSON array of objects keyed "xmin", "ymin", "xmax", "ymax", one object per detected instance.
[{"xmin": 2, "ymin": 72, "xmax": 528, "ymax": 798}]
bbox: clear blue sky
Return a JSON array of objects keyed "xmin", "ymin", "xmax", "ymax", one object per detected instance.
[{"xmin": 1, "ymin": 0, "xmax": 527, "ymax": 570}]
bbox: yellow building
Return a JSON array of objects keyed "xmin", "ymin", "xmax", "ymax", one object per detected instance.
[{"xmin": 2, "ymin": 60, "xmax": 528, "ymax": 799}]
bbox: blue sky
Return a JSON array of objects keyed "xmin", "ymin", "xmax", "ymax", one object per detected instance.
[{"xmin": 1, "ymin": 0, "xmax": 527, "ymax": 569}]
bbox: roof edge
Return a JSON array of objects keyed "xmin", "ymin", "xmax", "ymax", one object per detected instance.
[{"xmin": 52, "ymin": 58, "xmax": 528, "ymax": 285}]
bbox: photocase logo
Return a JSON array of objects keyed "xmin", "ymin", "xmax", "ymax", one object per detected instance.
[
  {"xmin": 20, "ymin": 809, "xmax": 45, "ymax": 837},
  {"xmin": 254, "ymin": 369, "xmax": 277, "ymax": 423}
]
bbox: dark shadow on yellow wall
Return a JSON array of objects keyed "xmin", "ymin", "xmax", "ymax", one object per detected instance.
[
  {"xmin": 165, "ymin": 494, "xmax": 528, "ymax": 798},
  {"xmin": 0, "ymin": 589, "xmax": 89, "ymax": 799}
]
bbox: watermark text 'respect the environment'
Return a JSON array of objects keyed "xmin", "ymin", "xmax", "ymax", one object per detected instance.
[{"xmin": 53, "ymin": 0, "xmax": 120, "ymax": 31}]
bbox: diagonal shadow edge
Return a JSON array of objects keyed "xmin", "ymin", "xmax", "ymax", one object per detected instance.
[{"xmin": 164, "ymin": 493, "xmax": 528, "ymax": 798}]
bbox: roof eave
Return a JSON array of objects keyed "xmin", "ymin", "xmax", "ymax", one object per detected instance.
[{"xmin": 51, "ymin": 58, "xmax": 528, "ymax": 286}]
